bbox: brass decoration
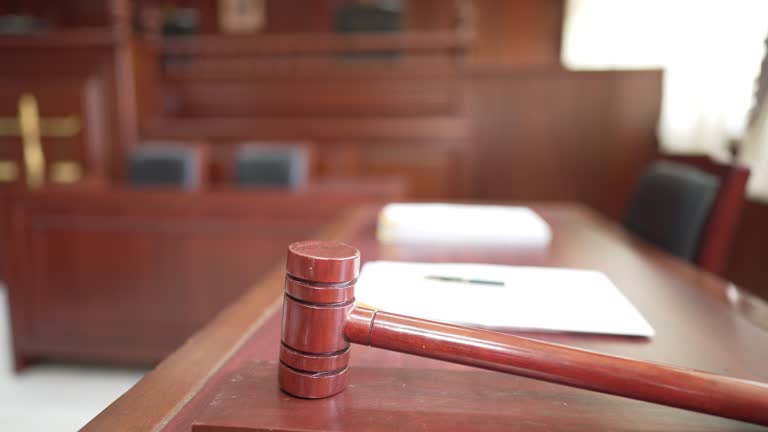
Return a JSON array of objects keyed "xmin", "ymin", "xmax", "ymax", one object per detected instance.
[
  {"xmin": 50, "ymin": 161, "xmax": 83, "ymax": 183},
  {"xmin": 219, "ymin": 0, "xmax": 266, "ymax": 34},
  {"xmin": 0, "ymin": 93, "xmax": 82, "ymax": 188},
  {"xmin": 0, "ymin": 161, "xmax": 19, "ymax": 182}
]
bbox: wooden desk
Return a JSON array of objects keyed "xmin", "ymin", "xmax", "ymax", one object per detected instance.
[{"xmin": 83, "ymin": 204, "xmax": 768, "ymax": 431}]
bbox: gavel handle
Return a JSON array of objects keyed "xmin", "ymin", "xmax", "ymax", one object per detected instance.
[{"xmin": 344, "ymin": 306, "xmax": 768, "ymax": 426}]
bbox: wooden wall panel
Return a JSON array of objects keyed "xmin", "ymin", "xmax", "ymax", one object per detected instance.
[
  {"xmin": 0, "ymin": 46, "xmax": 121, "ymax": 184},
  {"xmin": 0, "ymin": 27, "xmax": 150, "ymax": 185},
  {"xmin": 465, "ymin": 67, "xmax": 662, "ymax": 219},
  {"xmin": 148, "ymin": 35, "xmax": 469, "ymax": 198},
  {"xmin": 407, "ymin": 0, "xmax": 457, "ymax": 31},
  {"xmin": 265, "ymin": 0, "xmax": 339, "ymax": 33},
  {"xmin": 470, "ymin": 0, "xmax": 563, "ymax": 64},
  {"xmin": 0, "ymin": 0, "xmax": 110, "ymax": 27},
  {"xmin": 726, "ymin": 201, "xmax": 768, "ymax": 300},
  {"xmin": 167, "ymin": 78, "xmax": 460, "ymax": 117},
  {"xmin": 319, "ymin": 140, "xmax": 468, "ymax": 198}
]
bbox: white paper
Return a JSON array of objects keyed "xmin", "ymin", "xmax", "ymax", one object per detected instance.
[
  {"xmin": 377, "ymin": 203, "xmax": 551, "ymax": 246},
  {"xmin": 356, "ymin": 261, "xmax": 655, "ymax": 337}
]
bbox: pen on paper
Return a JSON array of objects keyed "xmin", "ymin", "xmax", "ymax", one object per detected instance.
[{"xmin": 424, "ymin": 275, "xmax": 505, "ymax": 287}]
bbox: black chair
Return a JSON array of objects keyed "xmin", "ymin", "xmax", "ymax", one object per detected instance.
[
  {"xmin": 335, "ymin": 2, "xmax": 403, "ymax": 33},
  {"xmin": 624, "ymin": 160, "xmax": 722, "ymax": 262},
  {"xmin": 233, "ymin": 145, "xmax": 309, "ymax": 188},
  {"xmin": 127, "ymin": 143, "xmax": 206, "ymax": 190},
  {"xmin": 335, "ymin": 2, "xmax": 402, "ymax": 59}
]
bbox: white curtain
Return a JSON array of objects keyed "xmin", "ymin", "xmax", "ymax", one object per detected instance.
[
  {"xmin": 562, "ymin": 0, "xmax": 768, "ymax": 196},
  {"xmin": 742, "ymin": 96, "xmax": 768, "ymax": 201}
]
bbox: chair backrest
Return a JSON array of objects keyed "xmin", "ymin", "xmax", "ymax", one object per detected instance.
[
  {"xmin": 624, "ymin": 157, "xmax": 749, "ymax": 275},
  {"xmin": 335, "ymin": 3, "xmax": 403, "ymax": 33},
  {"xmin": 668, "ymin": 156, "xmax": 750, "ymax": 275},
  {"xmin": 233, "ymin": 144, "xmax": 309, "ymax": 188},
  {"xmin": 127, "ymin": 142, "xmax": 207, "ymax": 190}
]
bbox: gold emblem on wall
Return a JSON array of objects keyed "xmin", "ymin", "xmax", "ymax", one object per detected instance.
[
  {"xmin": 0, "ymin": 93, "xmax": 82, "ymax": 188},
  {"xmin": 219, "ymin": 0, "xmax": 266, "ymax": 34}
]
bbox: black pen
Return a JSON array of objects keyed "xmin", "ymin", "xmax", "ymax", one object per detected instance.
[{"xmin": 424, "ymin": 275, "xmax": 505, "ymax": 287}]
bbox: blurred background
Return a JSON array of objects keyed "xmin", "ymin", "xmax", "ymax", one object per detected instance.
[{"xmin": 0, "ymin": 0, "xmax": 767, "ymax": 430}]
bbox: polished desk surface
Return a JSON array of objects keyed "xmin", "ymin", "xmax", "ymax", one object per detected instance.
[{"xmin": 83, "ymin": 203, "xmax": 768, "ymax": 431}]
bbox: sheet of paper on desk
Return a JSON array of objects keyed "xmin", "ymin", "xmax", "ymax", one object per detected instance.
[
  {"xmin": 356, "ymin": 261, "xmax": 655, "ymax": 337},
  {"xmin": 377, "ymin": 203, "xmax": 551, "ymax": 246}
]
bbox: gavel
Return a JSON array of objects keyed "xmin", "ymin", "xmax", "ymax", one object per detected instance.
[{"xmin": 278, "ymin": 241, "xmax": 768, "ymax": 426}]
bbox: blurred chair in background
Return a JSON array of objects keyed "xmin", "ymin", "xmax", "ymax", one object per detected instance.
[
  {"xmin": 233, "ymin": 144, "xmax": 309, "ymax": 188},
  {"xmin": 127, "ymin": 142, "xmax": 207, "ymax": 190},
  {"xmin": 624, "ymin": 157, "xmax": 750, "ymax": 275},
  {"xmin": 335, "ymin": 1, "xmax": 403, "ymax": 33}
]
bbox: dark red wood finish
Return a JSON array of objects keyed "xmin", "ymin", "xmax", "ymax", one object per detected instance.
[
  {"xmin": 83, "ymin": 204, "xmax": 768, "ymax": 431},
  {"xmin": 192, "ymin": 362, "xmax": 768, "ymax": 432},
  {"xmin": 728, "ymin": 200, "xmax": 768, "ymax": 301},
  {"xmin": 465, "ymin": 66, "xmax": 661, "ymax": 219},
  {"xmin": 0, "ymin": 0, "xmax": 148, "ymax": 185},
  {"xmin": 279, "ymin": 241, "xmax": 359, "ymax": 398},
  {"xmin": 663, "ymin": 156, "xmax": 751, "ymax": 276},
  {"xmin": 347, "ymin": 307, "xmax": 768, "ymax": 426},
  {"xmin": 277, "ymin": 240, "xmax": 768, "ymax": 425},
  {"xmin": 1, "ymin": 181, "xmax": 401, "ymax": 368},
  {"xmin": 0, "ymin": 1, "xmax": 665, "ymax": 211},
  {"xmin": 133, "ymin": 1, "xmax": 661, "ymax": 202}
]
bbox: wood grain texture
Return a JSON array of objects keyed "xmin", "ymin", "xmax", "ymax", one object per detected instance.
[
  {"xmin": 84, "ymin": 203, "xmax": 768, "ymax": 432},
  {"xmin": 727, "ymin": 200, "xmax": 768, "ymax": 301},
  {"xmin": 146, "ymin": 66, "xmax": 661, "ymax": 203},
  {"xmin": 470, "ymin": 0, "xmax": 563, "ymax": 64},
  {"xmin": 345, "ymin": 307, "xmax": 768, "ymax": 426},
  {"xmin": 79, "ymin": 206, "xmax": 380, "ymax": 432},
  {"xmin": 279, "ymin": 241, "xmax": 360, "ymax": 398},
  {"xmin": 275, "ymin": 238, "xmax": 768, "ymax": 424},
  {"xmin": 0, "ymin": 0, "xmax": 113, "ymax": 28},
  {"xmin": 0, "ymin": 1, "xmax": 143, "ymax": 185},
  {"xmin": 160, "ymin": 31, "xmax": 470, "ymax": 57},
  {"xmin": 192, "ymin": 362, "xmax": 768, "ymax": 432},
  {"xmin": 0, "ymin": 27, "xmax": 136, "ymax": 280},
  {"xmin": 465, "ymin": 67, "xmax": 662, "ymax": 219},
  {"xmin": 2, "ymin": 182, "xmax": 401, "ymax": 368},
  {"xmin": 150, "ymin": 29, "xmax": 469, "ymax": 199},
  {"xmin": 167, "ymin": 79, "xmax": 461, "ymax": 117},
  {"xmin": 0, "ymin": 43, "xmax": 122, "ymax": 184},
  {"xmin": 133, "ymin": 1, "xmax": 660, "ymax": 203},
  {"xmin": 143, "ymin": 116, "xmax": 468, "ymax": 142},
  {"xmin": 264, "ymin": 0, "xmax": 338, "ymax": 33}
]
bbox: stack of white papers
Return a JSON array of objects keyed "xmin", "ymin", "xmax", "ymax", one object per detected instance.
[
  {"xmin": 377, "ymin": 203, "xmax": 551, "ymax": 246},
  {"xmin": 356, "ymin": 261, "xmax": 655, "ymax": 337}
]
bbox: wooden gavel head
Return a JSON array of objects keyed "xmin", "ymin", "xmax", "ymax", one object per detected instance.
[{"xmin": 278, "ymin": 240, "xmax": 360, "ymax": 398}]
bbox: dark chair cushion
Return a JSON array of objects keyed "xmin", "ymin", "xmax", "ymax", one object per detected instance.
[
  {"xmin": 335, "ymin": 4, "xmax": 403, "ymax": 33},
  {"xmin": 234, "ymin": 146, "xmax": 308, "ymax": 188},
  {"xmin": 624, "ymin": 161, "xmax": 721, "ymax": 260},
  {"xmin": 127, "ymin": 144, "xmax": 201, "ymax": 190}
]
